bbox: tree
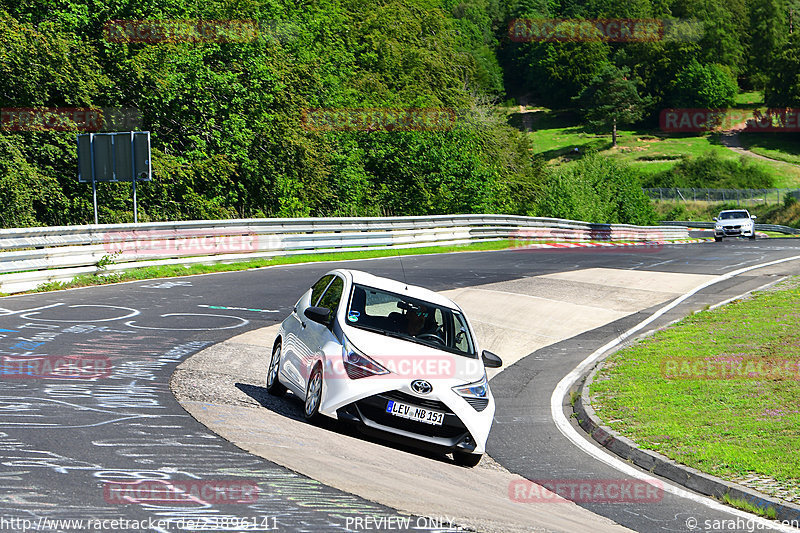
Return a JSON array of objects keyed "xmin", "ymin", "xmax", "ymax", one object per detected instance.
[
  {"xmin": 576, "ymin": 64, "xmax": 650, "ymax": 147},
  {"xmin": 669, "ymin": 59, "xmax": 738, "ymax": 108},
  {"xmin": 765, "ymin": 32, "xmax": 800, "ymax": 106},
  {"xmin": 748, "ymin": 0, "xmax": 788, "ymax": 88}
]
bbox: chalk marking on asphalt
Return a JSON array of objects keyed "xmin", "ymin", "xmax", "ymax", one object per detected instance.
[
  {"xmin": 198, "ymin": 304, "xmax": 279, "ymax": 313},
  {"xmin": 20, "ymin": 304, "xmax": 140, "ymax": 322},
  {"xmin": 551, "ymin": 254, "xmax": 800, "ymax": 532},
  {"xmin": 125, "ymin": 313, "xmax": 249, "ymax": 331},
  {"xmin": 0, "ymin": 303, "xmax": 63, "ymax": 316}
]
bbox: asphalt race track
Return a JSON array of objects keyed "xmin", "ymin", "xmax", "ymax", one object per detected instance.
[{"xmin": 1, "ymin": 238, "xmax": 799, "ymax": 532}]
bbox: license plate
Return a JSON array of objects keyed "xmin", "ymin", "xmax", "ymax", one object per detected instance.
[{"xmin": 386, "ymin": 400, "xmax": 444, "ymax": 426}]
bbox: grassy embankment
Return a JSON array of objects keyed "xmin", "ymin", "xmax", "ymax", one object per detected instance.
[
  {"xmin": 510, "ymin": 105, "xmax": 800, "ymax": 188},
  {"xmin": 590, "ymin": 277, "xmax": 800, "ymax": 506}
]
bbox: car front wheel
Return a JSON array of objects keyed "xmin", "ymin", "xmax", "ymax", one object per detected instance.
[
  {"xmin": 266, "ymin": 342, "xmax": 287, "ymax": 396},
  {"xmin": 304, "ymin": 364, "xmax": 323, "ymax": 421}
]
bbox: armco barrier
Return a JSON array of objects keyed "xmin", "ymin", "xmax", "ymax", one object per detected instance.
[
  {"xmin": 661, "ymin": 220, "xmax": 800, "ymax": 235},
  {"xmin": 0, "ymin": 216, "xmax": 689, "ymax": 294}
]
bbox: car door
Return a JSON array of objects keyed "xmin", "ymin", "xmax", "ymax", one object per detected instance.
[
  {"xmin": 297, "ymin": 275, "xmax": 345, "ymax": 393},
  {"xmin": 282, "ymin": 274, "xmax": 334, "ymax": 392}
]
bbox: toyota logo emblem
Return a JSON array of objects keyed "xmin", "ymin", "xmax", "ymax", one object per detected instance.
[{"xmin": 411, "ymin": 380, "xmax": 433, "ymax": 395}]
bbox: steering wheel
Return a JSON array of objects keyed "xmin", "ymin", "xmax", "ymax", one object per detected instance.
[{"xmin": 417, "ymin": 332, "xmax": 446, "ymax": 345}]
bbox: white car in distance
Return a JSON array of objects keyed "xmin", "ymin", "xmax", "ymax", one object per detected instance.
[
  {"xmin": 713, "ymin": 209, "xmax": 757, "ymax": 241},
  {"xmin": 267, "ymin": 269, "xmax": 502, "ymax": 467}
]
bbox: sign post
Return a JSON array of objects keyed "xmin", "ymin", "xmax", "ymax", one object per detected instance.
[{"xmin": 77, "ymin": 131, "xmax": 152, "ymax": 224}]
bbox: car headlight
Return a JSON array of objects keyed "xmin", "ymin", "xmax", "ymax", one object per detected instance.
[
  {"xmin": 452, "ymin": 374, "xmax": 490, "ymax": 411},
  {"xmin": 342, "ymin": 338, "xmax": 389, "ymax": 379}
]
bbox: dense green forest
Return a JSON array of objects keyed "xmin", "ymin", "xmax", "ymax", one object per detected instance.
[{"xmin": 1, "ymin": 0, "xmax": 798, "ymax": 228}]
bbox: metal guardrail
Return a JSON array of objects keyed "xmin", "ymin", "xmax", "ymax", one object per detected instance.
[
  {"xmin": 661, "ymin": 220, "xmax": 800, "ymax": 235},
  {"xmin": 0, "ymin": 215, "xmax": 690, "ymax": 294}
]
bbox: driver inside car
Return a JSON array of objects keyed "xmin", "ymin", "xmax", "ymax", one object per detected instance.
[{"xmin": 405, "ymin": 304, "xmax": 437, "ymax": 337}]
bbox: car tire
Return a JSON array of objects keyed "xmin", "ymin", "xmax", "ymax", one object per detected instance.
[
  {"xmin": 266, "ymin": 342, "xmax": 287, "ymax": 396},
  {"xmin": 749, "ymin": 233, "xmax": 756, "ymax": 240},
  {"xmin": 453, "ymin": 451, "xmax": 482, "ymax": 467},
  {"xmin": 714, "ymin": 237, "xmax": 722, "ymax": 242},
  {"xmin": 303, "ymin": 364, "xmax": 323, "ymax": 422}
]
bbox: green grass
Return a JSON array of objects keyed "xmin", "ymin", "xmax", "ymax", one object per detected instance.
[
  {"xmin": 590, "ymin": 278, "xmax": 800, "ymax": 498},
  {"xmin": 722, "ymin": 494, "xmax": 778, "ymax": 519},
  {"xmin": 518, "ymin": 107, "xmax": 800, "ymax": 187},
  {"xmin": 734, "ymin": 91, "xmax": 764, "ymax": 106},
  {"xmin": 653, "ymin": 198, "xmax": 800, "ymax": 227},
  {"xmin": 738, "ymin": 133, "xmax": 800, "ymax": 166},
  {"xmin": 16, "ymin": 240, "xmax": 516, "ymax": 295}
]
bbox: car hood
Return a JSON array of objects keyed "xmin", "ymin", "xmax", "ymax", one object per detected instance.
[
  {"xmin": 343, "ymin": 324, "xmax": 485, "ymax": 384},
  {"xmin": 718, "ymin": 217, "xmax": 752, "ymax": 223}
]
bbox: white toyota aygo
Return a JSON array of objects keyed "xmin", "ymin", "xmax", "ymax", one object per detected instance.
[{"xmin": 267, "ymin": 269, "xmax": 502, "ymax": 467}]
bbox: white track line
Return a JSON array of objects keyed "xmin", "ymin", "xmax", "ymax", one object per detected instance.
[{"xmin": 551, "ymin": 254, "xmax": 800, "ymax": 532}]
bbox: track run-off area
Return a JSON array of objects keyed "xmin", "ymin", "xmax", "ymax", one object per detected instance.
[{"xmin": 1, "ymin": 238, "xmax": 799, "ymax": 533}]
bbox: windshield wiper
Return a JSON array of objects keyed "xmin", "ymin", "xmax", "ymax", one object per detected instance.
[{"xmin": 353, "ymin": 323, "xmax": 407, "ymax": 340}]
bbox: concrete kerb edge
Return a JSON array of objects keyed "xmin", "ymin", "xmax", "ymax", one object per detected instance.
[
  {"xmin": 167, "ymin": 366, "xmax": 453, "ymax": 532},
  {"xmin": 573, "ymin": 343, "xmax": 800, "ymax": 523}
]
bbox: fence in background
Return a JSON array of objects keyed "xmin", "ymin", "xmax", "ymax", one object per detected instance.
[
  {"xmin": 0, "ymin": 215, "xmax": 689, "ymax": 294},
  {"xmin": 644, "ymin": 188, "xmax": 800, "ymax": 206}
]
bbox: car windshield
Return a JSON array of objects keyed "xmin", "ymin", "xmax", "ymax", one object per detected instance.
[
  {"xmin": 346, "ymin": 284, "xmax": 476, "ymax": 357},
  {"xmin": 719, "ymin": 211, "xmax": 749, "ymax": 220}
]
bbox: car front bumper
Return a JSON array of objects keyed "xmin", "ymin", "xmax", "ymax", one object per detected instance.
[
  {"xmin": 320, "ymin": 371, "xmax": 495, "ymax": 454},
  {"xmin": 336, "ymin": 389, "xmax": 486, "ymax": 454},
  {"xmin": 715, "ymin": 225, "xmax": 755, "ymax": 237}
]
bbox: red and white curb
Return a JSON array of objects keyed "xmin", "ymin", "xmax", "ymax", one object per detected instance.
[
  {"xmin": 693, "ymin": 228, "xmax": 770, "ymax": 239},
  {"xmin": 511, "ymin": 239, "xmax": 707, "ymax": 250}
]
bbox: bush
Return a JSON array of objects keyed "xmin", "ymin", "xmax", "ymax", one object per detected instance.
[
  {"xmin": 644, "ymin": 151, "xmax": 774, "ymax": 189},
  {"xmin": 535, "ymin": 154, "xmax": 657, "ymax": 225},
  {"xmin": 669, "ymin": 60, "xmax": 738, "ymax": 108}
]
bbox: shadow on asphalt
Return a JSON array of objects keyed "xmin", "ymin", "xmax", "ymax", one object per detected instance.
[{"xmin": 235, "ymin": 382, "xmax": 460, "ymax": 466}]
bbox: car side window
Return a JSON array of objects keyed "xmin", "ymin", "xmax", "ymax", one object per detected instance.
[
  {"xmin": 452, "ymin": 312, "xmax": 473, "ymax": 354},
  {"xmin": 310, "ymin": 275, "xmax": 334, "ymax": 306},
  {"xmin": 317, "ymin": 276, "xmax": 344, "ymax": 322}
]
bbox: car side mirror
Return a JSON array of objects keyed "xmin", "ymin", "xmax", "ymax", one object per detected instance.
[
  {"xmin": 751, "ymin": 215, "xmax": 757, "ymax": 219},
  {"xmin": 482, "ymin": 350, "xmax": 503, "ymax": 369},
  {"xmin": 712, "ymin": 217, "xmax": 718, "ymax": 221},
  {"xmin": 304, "ymin": 306, "xmax": 331, "ymax": 326}
]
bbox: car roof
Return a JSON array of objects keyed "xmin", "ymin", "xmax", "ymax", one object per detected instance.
[
  {"xmin": 331, "ymin": 269, "xmax": 461, "ymax": 310},
  {"xmin": 719, "ymin": 209, "xmax": 749, "ymax": 214}
]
